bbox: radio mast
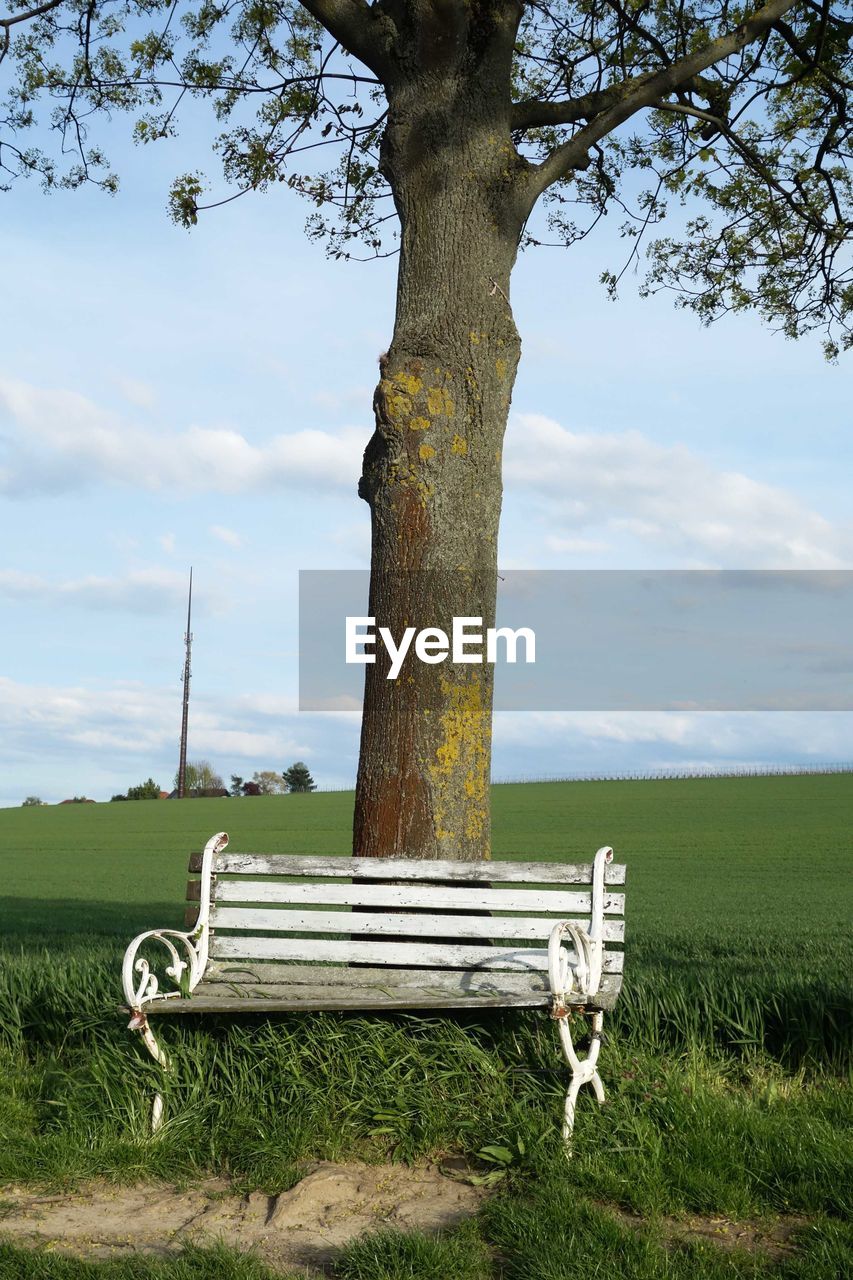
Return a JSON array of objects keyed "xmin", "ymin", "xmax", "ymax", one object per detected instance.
[{"xmin": 177, "ymin": 568, "xmax": 193, "ymax": 799}]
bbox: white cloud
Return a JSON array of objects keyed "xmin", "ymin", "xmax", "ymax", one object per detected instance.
[
  {"xmin": 4, "ymin": 378, "xmax": 846, "ymax": 575},
  {"xmin": 544, "ymin": 535, "xmax": 610, "ymax": 554},
  {"xmin": 0, "ymin": 671, "xmax": 848, "ymax": 808},
  {"xmin": 491, "ymin": 709, "xmax": 853, "ymax": 778},
  {"xmin": 0, "ymin": 567, "xmax": 210, "ymax": 615},
  {"xmin": 494, "ymin": 711, "xmax": 698, "ymax": 749},
  {"xmin": 505, "ymin": 414, "xmax": 851, "ymax": 569},
  {"xmin": 115, "ymin": 376, "xmax": 157, "ymax": 409},
  {"xmin": 209, "ymin": 524, "xmax": 243, "ymax": 548},
  {"xmin": 111, "ymin": 532, "xmax": 141, "ymax": 554},
  {"xmin": 234, "ymin": 692, "xmax": 300, "ymax": 717},
  {"xmin": 159, "ymin": 532, "xmax": 176, "ymax": 554},
  {"xmin": 0, "ymin": 375, "xmax": 366, "ymax": 496},
  {"xmin": 0, "ymin": 675, "xmax": 326, "ymax": 806},
  {"xmin": 328, "ymin": 519, "xmax": 371, "ymax": 563},
  {"xmin": 313, "ymin": 385, "xmax": 373, "ymax": 412}
]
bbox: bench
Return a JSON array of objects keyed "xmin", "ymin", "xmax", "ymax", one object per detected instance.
[{"xmin": 121, "ymin": 832, "xmax": 626, "ymax": 1147}]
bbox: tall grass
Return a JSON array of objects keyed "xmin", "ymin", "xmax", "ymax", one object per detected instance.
[
  {"xmin": 1, "ymin": 777, "xmax": 850, "ymax": 1278},
  {"xmin": 1, "ymin": 924, "xmax": 849, "ymax": 1205}
]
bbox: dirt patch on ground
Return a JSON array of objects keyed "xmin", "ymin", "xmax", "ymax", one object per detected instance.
[
  {"xmin": 601, "ymin": 1201, "xmax": 810, "ymax": 1260},
  {"xmin": 1, "ymin": 1170, "xmax": 810, "ymax": 1273},
  {"xmin": 0, "ymin": 1163, "xmax": 487, "ymax": 1274}
]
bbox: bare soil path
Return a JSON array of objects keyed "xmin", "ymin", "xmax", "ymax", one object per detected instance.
[
  {"xmin": 0, "ymin": 1166, "xmax": 809, "ymax": 1274},
  {"xmin": 0, "ymin": 1162, "xmax": 486, "ymax": 1274}
]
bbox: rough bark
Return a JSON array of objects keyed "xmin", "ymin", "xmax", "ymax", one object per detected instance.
[{"xmin": 353, "ymin": 3, "xmax": 527, "ymax": 860}]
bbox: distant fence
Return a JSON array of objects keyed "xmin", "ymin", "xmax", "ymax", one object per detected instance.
[
  {"xmin": 491, "ymin": 763, "xmax": 853, "ymax": 784},
  {"xmin": 315, "ymin": 762, "xmax": 852, "ymax": 792}
]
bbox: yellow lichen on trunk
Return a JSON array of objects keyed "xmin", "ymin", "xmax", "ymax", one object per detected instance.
[{"xmin": 428, "ymin": 673, "xmax": 491, "ymax": 849}]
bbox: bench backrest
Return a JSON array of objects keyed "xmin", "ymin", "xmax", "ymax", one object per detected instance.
[{"xmin": 186, "ymin": 834, "xmax": 625, "ymax": 980}]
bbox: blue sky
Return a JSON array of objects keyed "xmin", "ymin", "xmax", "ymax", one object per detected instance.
[{"xmin": 1, "ymin": 110, "xmax": 851, "ymax": 807}]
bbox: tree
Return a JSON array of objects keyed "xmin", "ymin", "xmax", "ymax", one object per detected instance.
[
  {"xmin": 242, "ymin": 780, "xmax": 262, "ymax": 796},
  {"xmin": 126, "ymin": 777, "xmax": 161, "ymax": 800},
  {"xmin": 21, "ymin": 795, "xmax": 44, "ymax": 806},
  {"xmin": 3, "ymin": 2, "xmax": 850, "ymax": 859},
  {"xmin": 229, "ymin": 774, "xmax": 244, "ymax": 797},
  {"xmin": 252, "ymin": 769, "xmax": 289, "ymax": 794},
  {"xmin": 283, "ymin": 762, "xmax": 317, "ymax": 792},
  {"xmin": 174, "ymin": 759, "xmax": 224, "ymax": 795}
]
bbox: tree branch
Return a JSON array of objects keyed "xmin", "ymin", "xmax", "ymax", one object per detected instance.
[
  {"xmin": 0, "ymin": 0, "xmax": 64, "ymax": 27},
  {"xmin": 523, "ymin": 0, "xmax": 800, "ymax": 207},
  {"xmin": 512, "ymin": 84, "xmax": 639, "ymax": 131},
  {"xmin": 1, "ymin": 0, "xmax": 64, "ymax": 64},
  {"xmin": 297, "ymin": 0, "xmax": 395, "ymax": 78},
  {"xmin": 774, "ymin": 15, "xmax": 852, "ymax": 101},
  {"xmin": 656, "ymin": 101, "xmax": 727, "ymax": 129}
]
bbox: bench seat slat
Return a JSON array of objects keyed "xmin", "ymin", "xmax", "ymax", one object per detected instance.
[
  {"xmin": 210, "ymin": 935, "xmax": 624, "ymax": 972},
  {"xmin": 209, "ymin": 906, "xmax": 626, "ymax": 942},
  {"xmin": 202, "ymin": 962, "xmax": 614, "ymax": 987},
  {"xmin": 188, "ymin": 852, "xmax": 626, "ymax": 885},
  {"xmin": 206, "ymin": 880, "xmax": 624, "ymax": 915},
  {"xmin": 147, "ymin": 969, "xmax": 623, "ymax": 1014}
]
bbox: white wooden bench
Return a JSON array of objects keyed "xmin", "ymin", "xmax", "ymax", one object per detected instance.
[{"xmin": 122, "ymin": 832, "xmax": 626, "ymax": 1146}]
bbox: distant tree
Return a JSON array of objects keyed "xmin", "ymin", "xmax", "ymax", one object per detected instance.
[
  {"xmin": 174, "ymin": 760, "xmax": 224, "ymax": 796},
  {"xmin": 21, "ymin": 796, "xmax": 44, "ymax": 806},
  {"xmin": 252, "ymin": 770, "xmax": 288, "ymax": 796},
  {"xmin": 110, "ymin": 793, "xmax": 129, "ymax": 802},
  {"xmin": 126, "ymin": 777, "xmax": 161, "ymax": 801},
  {"xmin": 229, "ymin": 774, "xmax": 244, "ymax": 798},
  {"xmin": 242, "ymin": 780, "xmax": 262, "ymax": 797},
  {"xmin": 282, "ymin": 763, "xmax": 317, "ymax": 794}
]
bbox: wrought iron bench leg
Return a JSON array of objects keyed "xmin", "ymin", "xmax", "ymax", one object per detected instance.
[
  {"xmin": 128, "ymin": 1010, "xmax": 168, "ymax": 1133},
  {"xmin": 551, "ymin": 1006, "xmax": 606, "ymax": 1150}
]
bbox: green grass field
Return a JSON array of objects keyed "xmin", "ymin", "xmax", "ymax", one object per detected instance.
[{"xmin": 1, "ymin": 776, "xmax": 851, "ymax": 1279}]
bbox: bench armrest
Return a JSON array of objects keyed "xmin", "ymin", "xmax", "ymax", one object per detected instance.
[
  {"xmin": 547, "ymin": 845, "xmax": 613, "ymax": 1006},
  {"xmin": 122, "ymin": 928, "xmax": 206, "ymax": 1011},
  {"xmin": 121, "ymin": 830, "xmax": 229, "ymax": 1011}
]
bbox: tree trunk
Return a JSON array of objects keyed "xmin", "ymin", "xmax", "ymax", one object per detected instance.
[{"xmin": 354, "ymin": 19, "xmax": 527, "ymax": 861}]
